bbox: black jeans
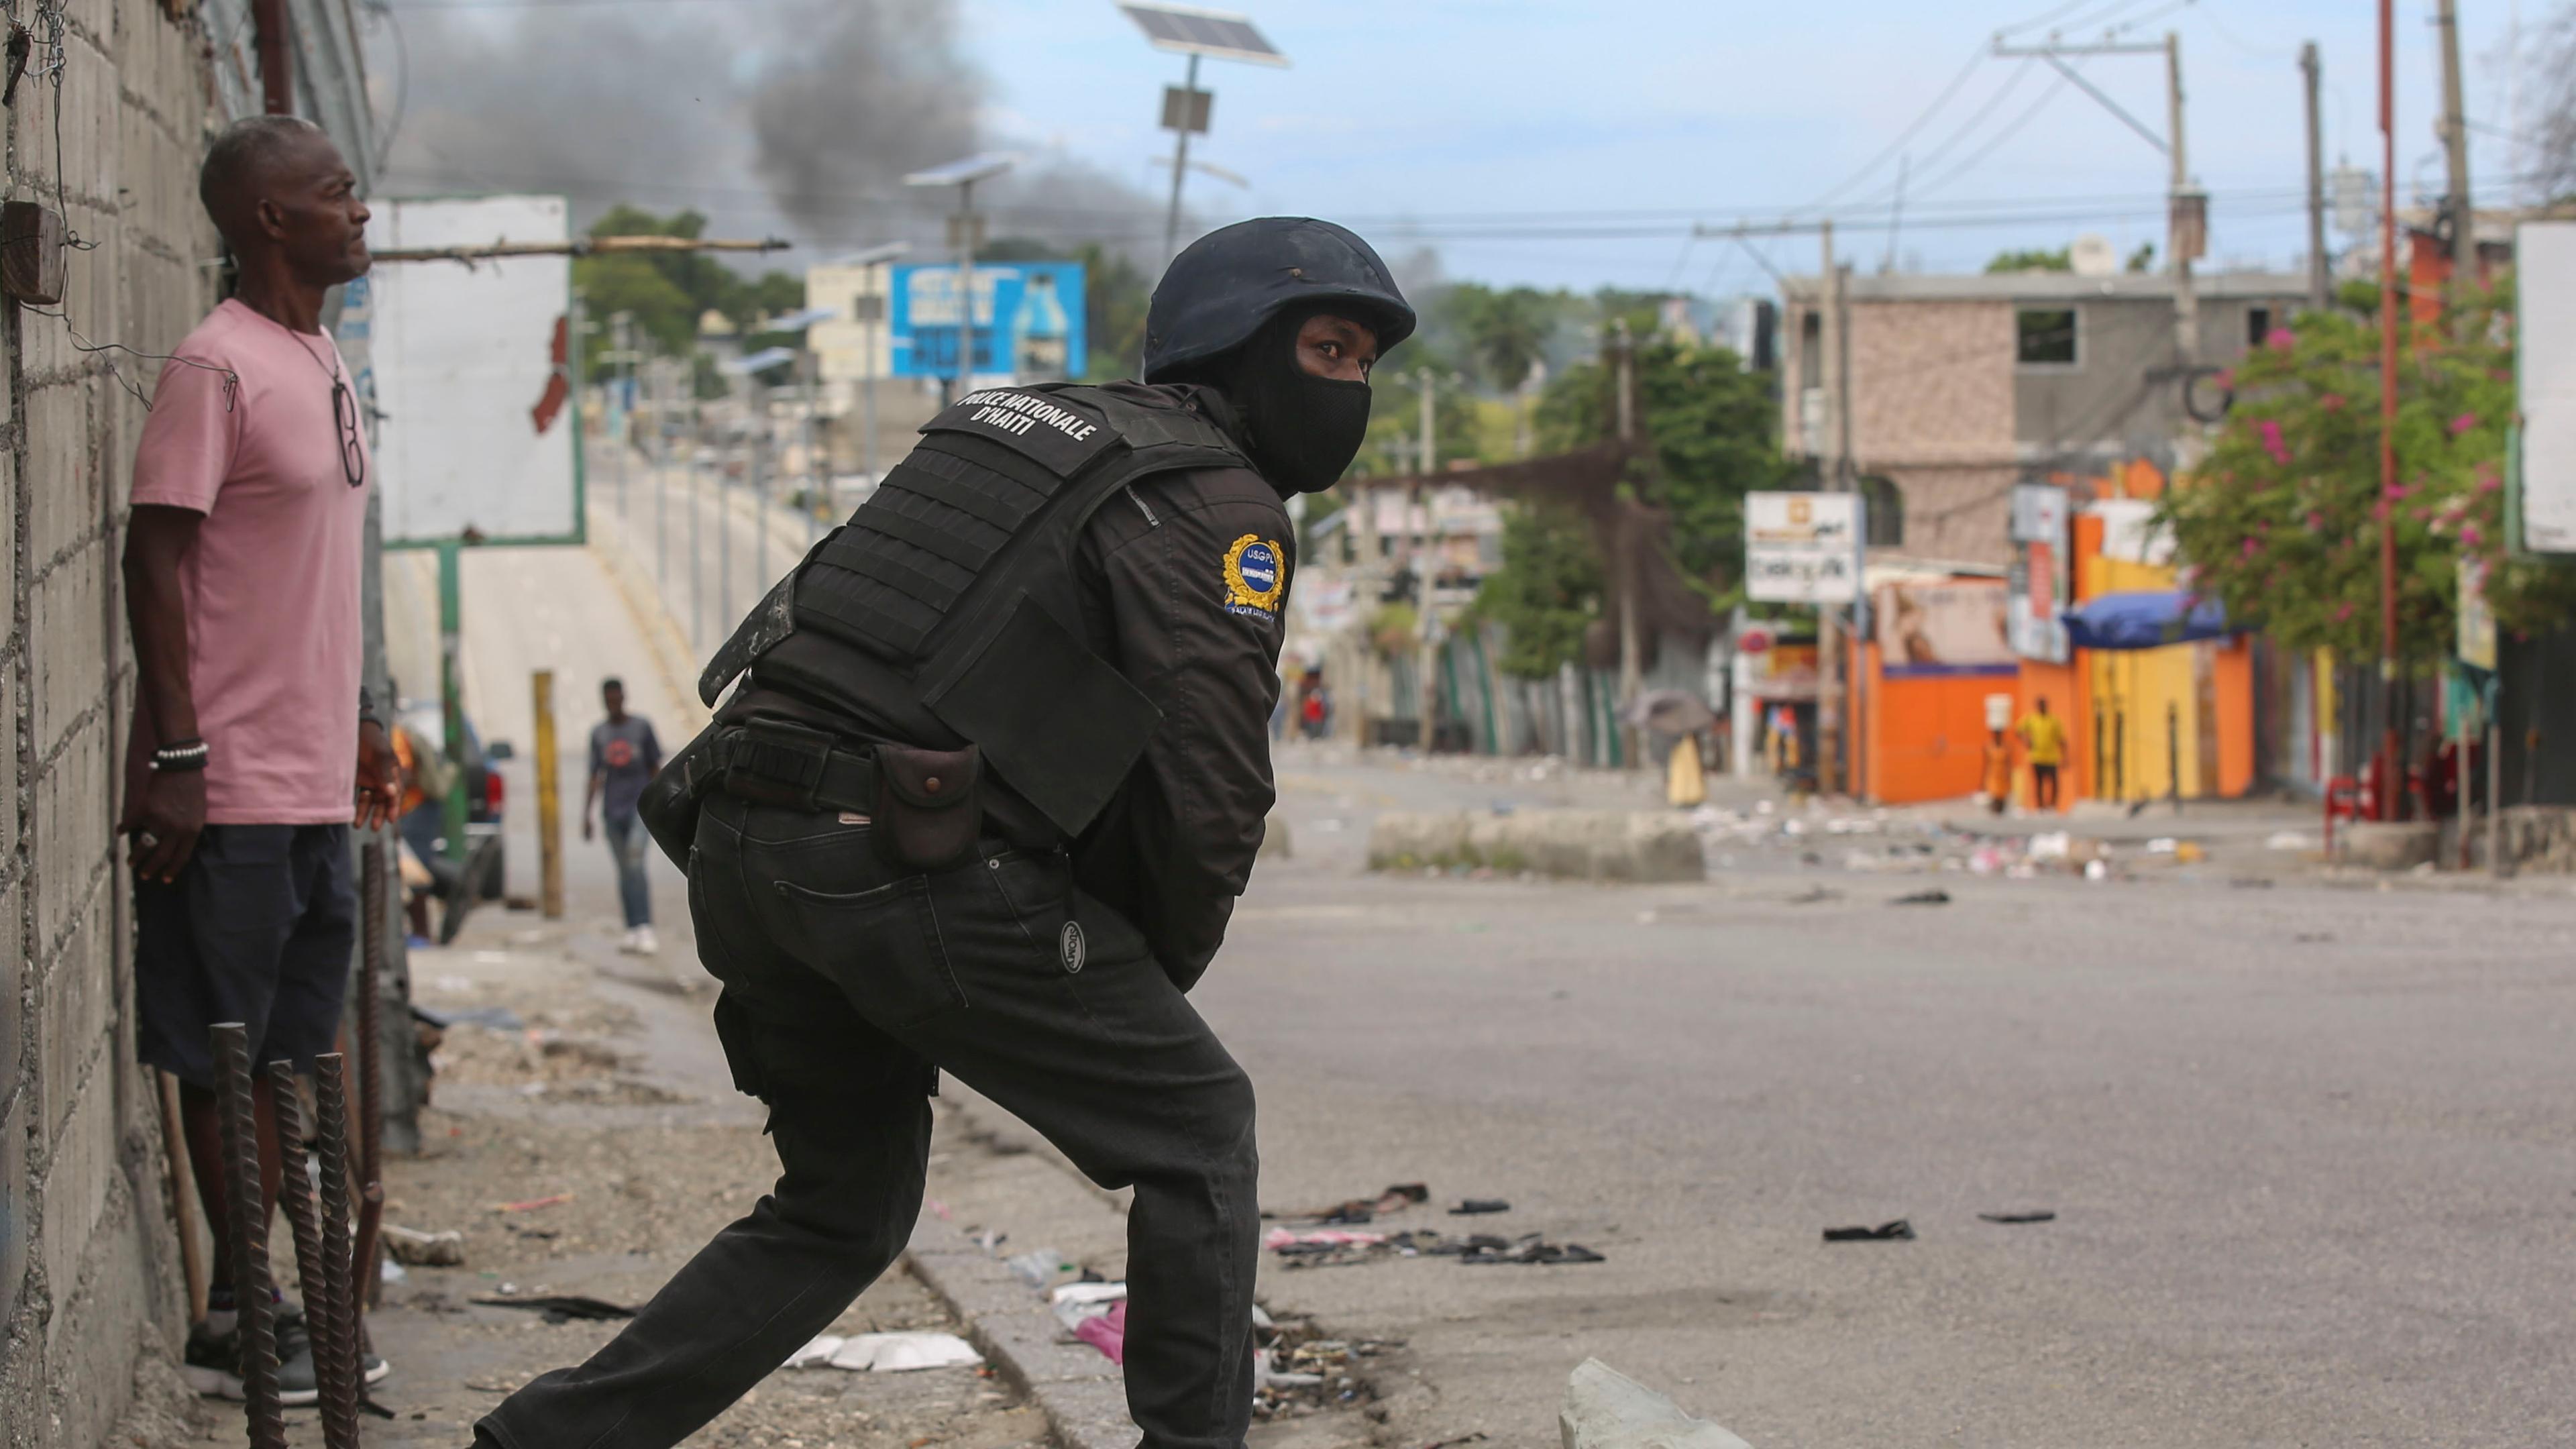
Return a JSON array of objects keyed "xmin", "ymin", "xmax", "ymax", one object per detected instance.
[{"xmin": 479, "ymin": 792, "xmax": 1260, "ymax": 1449}]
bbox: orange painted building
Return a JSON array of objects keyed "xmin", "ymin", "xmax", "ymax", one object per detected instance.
[{"xmin": 1855, "ymin": 470, "xmax": 2259, "ymax": 808}]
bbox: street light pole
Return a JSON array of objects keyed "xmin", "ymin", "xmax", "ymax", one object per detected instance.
[{"xmin": 1164, "ymin": 51, "xmax": 1201, "ymax": 262}]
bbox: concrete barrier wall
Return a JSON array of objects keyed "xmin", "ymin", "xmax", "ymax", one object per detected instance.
[
  {"xmin": 1368, "ymin": 811, "xmax": 1705, "ymax": 884},
  {"xmin": 3, "ymin": 1, "xmax": 221, "ymax": 1438}
]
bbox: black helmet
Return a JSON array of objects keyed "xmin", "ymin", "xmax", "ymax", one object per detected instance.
[{"xmin": 1142, "ymin": 217, "xmax": 1417, "ymax": 382}]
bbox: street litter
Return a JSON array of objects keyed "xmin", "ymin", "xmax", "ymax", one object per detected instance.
[
  {"xmin": 1051, "ymin": 1281, "xmax": 1129, "ymax": 1332},
  {"xmin": 493, "ymin": 1191, "xmax": 574, "ymax": 1213},
  {"xmin": 1268, "ymin": 1182, "xmax": 1428, "ymax": 1225},
  {"xmin": 1006, "ymin": 1246, "xmax": 1077, "ymax": 1287},
  {"xmin": 2029, "ymin": 832, "xmax": 2071, "ymax": 860},
  {"xmin": 1074, "ymin": 1300, "xmax": 1128, "ymax": 1364},
  {"xmin": 1454, "ymin": 1233, "xmax": 1603, "ymax": 1265},
  {"xmin": 471, "ymin": 1293, "xmax": 635, "ymax": 1322},
  {"xmin": 1978, "ymin": 1210, "xmax": 2057, "ymax": 1224},
  {"xmin": 1448, "ymin": 1199, "xmax": 1510, "ymax": 1215},
  {"xmin": 788, "ymin": 1332, "xmax": 985, "ymax": 1373},
  {"xmin": 2267, "ymin": 830, "xmax": 2320, "ymax": 852},
  {"xmin": 383, "ymin": 1224, "xmax": 466, "ymax": 1266},
  {"xmin": 1890, "ymin": 889, "xmax": 1951, "ymax": 906},
  {"xmin": 1786, "ymin": 885, "xmax": 1839, "ymax": 904},
  {"xmin": 1823, "ymin": 1219, "xmax": 1916, "ymax": 1242}
]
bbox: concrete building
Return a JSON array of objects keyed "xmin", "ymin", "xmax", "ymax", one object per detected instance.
[
  {"xmin": 804, "ymin": 254, "xmax": 941, "ymax": 479},
  {"xmin": 3, "ymin": 3, "xmax": 379, "ymax": 1442},
  {"xmin": 1776, "ymin": 268, "xmax": 2311, "ymax": 565}
]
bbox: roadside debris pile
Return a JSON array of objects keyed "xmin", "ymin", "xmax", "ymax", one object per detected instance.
[
  {"xmin": 1258, "ymin": 1181, "xmax": 1598, "ymax": 1268},
  {"xmin": 1252, "ymin": 1311, "xmax": 1402, "ymax": 1420},
  {"xmin": 1690, "ymin": 800, "xmax": 2306, "ymax": 886},
  {"xmin": 1263, "ymin": 1226, "xmax": 1605, "ymax": 1269}
]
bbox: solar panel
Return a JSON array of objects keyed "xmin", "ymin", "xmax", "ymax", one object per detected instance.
[
  {"xmin": 1116, "ymin": 1, "xmax": 1288, "ymax": 66},
  {"xmin": 902, "ymin": 153, "xmax": 1018, "ymax": 188}
]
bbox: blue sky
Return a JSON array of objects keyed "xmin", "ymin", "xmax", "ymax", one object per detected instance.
[{"xmin": 964, "ymin": 0, "xmax": 2540, "ymax": 292}]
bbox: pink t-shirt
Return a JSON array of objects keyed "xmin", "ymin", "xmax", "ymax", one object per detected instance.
[{"xmin": 130, "ymin": 299, "xmax": 372, "ymax": 824}]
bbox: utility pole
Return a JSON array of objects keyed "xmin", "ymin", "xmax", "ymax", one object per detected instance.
[
  {"xmin": 2303, "ymin": 42, "xmax": 2330, "ymax": 312},
  {"xmin": 1611, "ymin": 323, "xmax": 1643, "ymax": 772},
  {"xmin": 2436, "ymin": 0, "xmax": 2478, "ymax": 312},
  {"xmin": 2377, "ymin": 0, "xmax": 2403, "ymax": 816},
  {"xmin": 1992, "ymin": 34, "xmax": 2195, "ymax": 360},
  {"xmin": 2166, "ymin": 32, "xmax": 2198, "ymax": 364},
  {"xmin": 1816, "ymin": 224, "xmax": 1847, "ymax": 799}
]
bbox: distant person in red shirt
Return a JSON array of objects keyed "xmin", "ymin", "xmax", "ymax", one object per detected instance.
[{"xmin": 121, "ymin": 115, "xmax": 396, "ymax": 1403}]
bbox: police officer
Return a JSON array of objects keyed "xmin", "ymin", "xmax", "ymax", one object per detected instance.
[{"xmin": 475, "ymin": 218, "xmax": 1411, "ymax": 1449}]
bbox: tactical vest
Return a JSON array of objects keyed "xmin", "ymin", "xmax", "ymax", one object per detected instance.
[{"xmin": 698, "ymin": 382, "xmax": 1254, "ymax": 839}]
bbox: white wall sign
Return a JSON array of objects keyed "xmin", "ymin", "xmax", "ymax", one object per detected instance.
[
  {"xmin": 2520, "ymin": 221, "xmax": 2576, "ymax": 553},
  {"xmin": 371, "ymin": 195, "xmax": 581, "ymax": 544},
  {"xmin": 1746, "ymin": 491, "xmax": 1862, "ymax": 604}
]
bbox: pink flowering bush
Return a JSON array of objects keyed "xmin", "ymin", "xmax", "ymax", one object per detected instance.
[{"xmin": 2155, "ymin": 278, "xmax": 2576, "ymax": 656}]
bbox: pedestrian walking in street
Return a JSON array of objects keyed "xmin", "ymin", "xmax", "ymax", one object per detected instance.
[
  {"xmin": 2019, "ymin": 696, "xmax": 2067, "ymax": 810},
  {"xmin": 476, "ymin": 217, "xmax": 1414, "ymax": 1449},
  {"xmin": 583, "ymin": 677, "xmax": 664, "ymax": 955},
  {"xmin": 120, "ymin": 115, "xmax": 398, "ymax": 1403},
  {"xmin": 1983, "ymin": 728, "xmax": 2014, "ymax": 814}
]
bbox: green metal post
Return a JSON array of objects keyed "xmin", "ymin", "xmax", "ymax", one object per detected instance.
[
  {"xmin": 1467, "ymin": 627, "xmax": 1500, "ymax": 755},
  {"xmin": 437, "ymin": 540, "xmax": 470, "ymax": 862}
]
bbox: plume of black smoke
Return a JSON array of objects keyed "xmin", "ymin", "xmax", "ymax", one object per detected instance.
[{"xmin": 370, "ymin": 0, "xmax": 1169, "ymax": 268}]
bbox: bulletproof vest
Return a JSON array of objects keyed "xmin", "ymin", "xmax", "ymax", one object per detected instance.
[{"xmin": 698, "ymin": 382, "xmax": 1253, "ymax": 839}]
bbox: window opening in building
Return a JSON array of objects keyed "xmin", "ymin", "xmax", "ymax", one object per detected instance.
[
  {"xmin": 2015, "ymin": 307, "xmax": 2078, "ymax": 366},
  {"xmin": 1859, "ymin": 476, "xmax": 1904, "ymax": 547},
  {"xmin": 2246, "ymin": 306, "xmax": 2273, "ymax": 347}
]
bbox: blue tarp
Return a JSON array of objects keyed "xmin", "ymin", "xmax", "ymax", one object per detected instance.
[{"xmin": 2059, "ymin": 590, "xmax": 2233, "ymax": 651}]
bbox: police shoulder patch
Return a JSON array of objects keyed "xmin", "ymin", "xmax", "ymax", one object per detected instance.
[{"xmin": 1222, "ymin": 534, "xmax": 1285, "ymax": 620}]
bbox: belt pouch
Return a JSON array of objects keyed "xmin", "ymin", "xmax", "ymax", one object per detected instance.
[{"xmin": 873, "ymin": 743, "xmax": 982, "ymax": 873}]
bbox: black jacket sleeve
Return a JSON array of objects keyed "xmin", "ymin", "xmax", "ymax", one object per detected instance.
[{"xmin": 1073, "ymin": 466, "xmax": 1294, "ymax": 989}]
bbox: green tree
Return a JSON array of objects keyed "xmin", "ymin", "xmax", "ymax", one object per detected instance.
[
  {"xmin": 1446, "ymin": 283, "xmax": 1564, "ymax": 392},
  {"xmin": 1533, "ymin": 339, "xmax": 1792, "ymax": 601},
  {"xmin": 1472, "ymin": 502, "xmax": 1605, "ymax": 678},
  {"xmin": 1985, "ymin": 246, "xmax": 2074, "ymax": 273},
  {"xmin": 2155, "ymin": 281, "xmax": 2576, "ymax": 657}
]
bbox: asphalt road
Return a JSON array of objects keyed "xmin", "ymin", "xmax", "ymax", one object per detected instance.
[
  {"xmin": 1208, "ymin": 751, "xmax": 2576, "ymax": 1448},
  {"xmin": 423, "ymin": 532, "xmax": 2576, "ymax": 1449}
]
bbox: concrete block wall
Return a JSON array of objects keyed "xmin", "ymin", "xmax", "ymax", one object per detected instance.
[
  {"xmin": 3, "ymin": 1, "xmax": 217, "ymax": 1444},
  {"xmin": 1845, "ymin": 299, "xmax": 2017, "ymax": 470}
]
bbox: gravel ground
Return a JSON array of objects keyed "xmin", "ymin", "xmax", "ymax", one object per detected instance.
[{"xmin": 143, "ymin": 920, "xmax": 1045, "ymax": 1449}]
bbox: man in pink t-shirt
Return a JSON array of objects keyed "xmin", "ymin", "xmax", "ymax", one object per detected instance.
[{"xmin": 121, "ymin": 115, "xmax": 399, "ymax": 1404}]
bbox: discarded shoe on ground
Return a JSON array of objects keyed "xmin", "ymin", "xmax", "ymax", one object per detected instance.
[{"xmin": 1821, "ymin": 1219, "xmax": 1915, "ymax": 1242}]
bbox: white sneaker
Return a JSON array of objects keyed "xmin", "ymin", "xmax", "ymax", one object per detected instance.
[
  {"xmin": 615, "ymin": 928, "xmax": 640, "ymax": 955},
  {"xmin": 633, "ymin": 926, "xmax": 659, "ymax": 957}
]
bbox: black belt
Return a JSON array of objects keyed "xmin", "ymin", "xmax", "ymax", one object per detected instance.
[{"xmin": 710, "ymin": 722, "xmax": 879, "ymax": 814}]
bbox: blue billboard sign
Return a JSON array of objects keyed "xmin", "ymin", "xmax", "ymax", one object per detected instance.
[{"xmin": 890, "ymin": 261, "xmax": 1087, "ymax": 383}]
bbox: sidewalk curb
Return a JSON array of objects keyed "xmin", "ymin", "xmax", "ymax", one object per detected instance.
[{"xmin": 903, "ymin": 1219, "xmax": 1136, "ymax": 1449}]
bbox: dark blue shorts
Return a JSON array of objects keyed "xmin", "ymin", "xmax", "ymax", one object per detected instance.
[{"xmin": 135, "ymin": 823, "xmax": 356, "ymax": 1089}]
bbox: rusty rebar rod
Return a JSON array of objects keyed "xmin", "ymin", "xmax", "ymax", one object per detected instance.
[
  {"xmin": 313, "ymin": 1053, "xmax": 365, "ymax": 1444},
  {"xmin": 268, "ymin": 1063, "xmax": 358, "ymax": 1449},
  {"xmin": 209, "ymin": 1024, "xmax": 288, "ymax": 1449},
  {"xmin": 356, "ymin": 840, "xmax": 388, "ymax": 1311}
]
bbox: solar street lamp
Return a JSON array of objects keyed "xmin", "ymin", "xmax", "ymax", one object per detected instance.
[
  {"xmin": 904, "ymin": 153, "xmax": 1016, "ymax": 402},
  {"xmin": 1116, "ymin": 1, "xmax": 1287, "ymax": 263}
]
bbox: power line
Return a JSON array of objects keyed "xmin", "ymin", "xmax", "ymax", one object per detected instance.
[
  {"xmin": 1796, "ymin": 46, "xmax": 1989, "ymax": 213},
  {"xmin": 1915, "ymin": 65, "xmax": 2078, "ymax": 197}
]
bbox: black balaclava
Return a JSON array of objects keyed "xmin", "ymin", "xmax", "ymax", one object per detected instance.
[{"xmin": 1212, "ymin": 305, "xmax": 1375, "ymax": 496}]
